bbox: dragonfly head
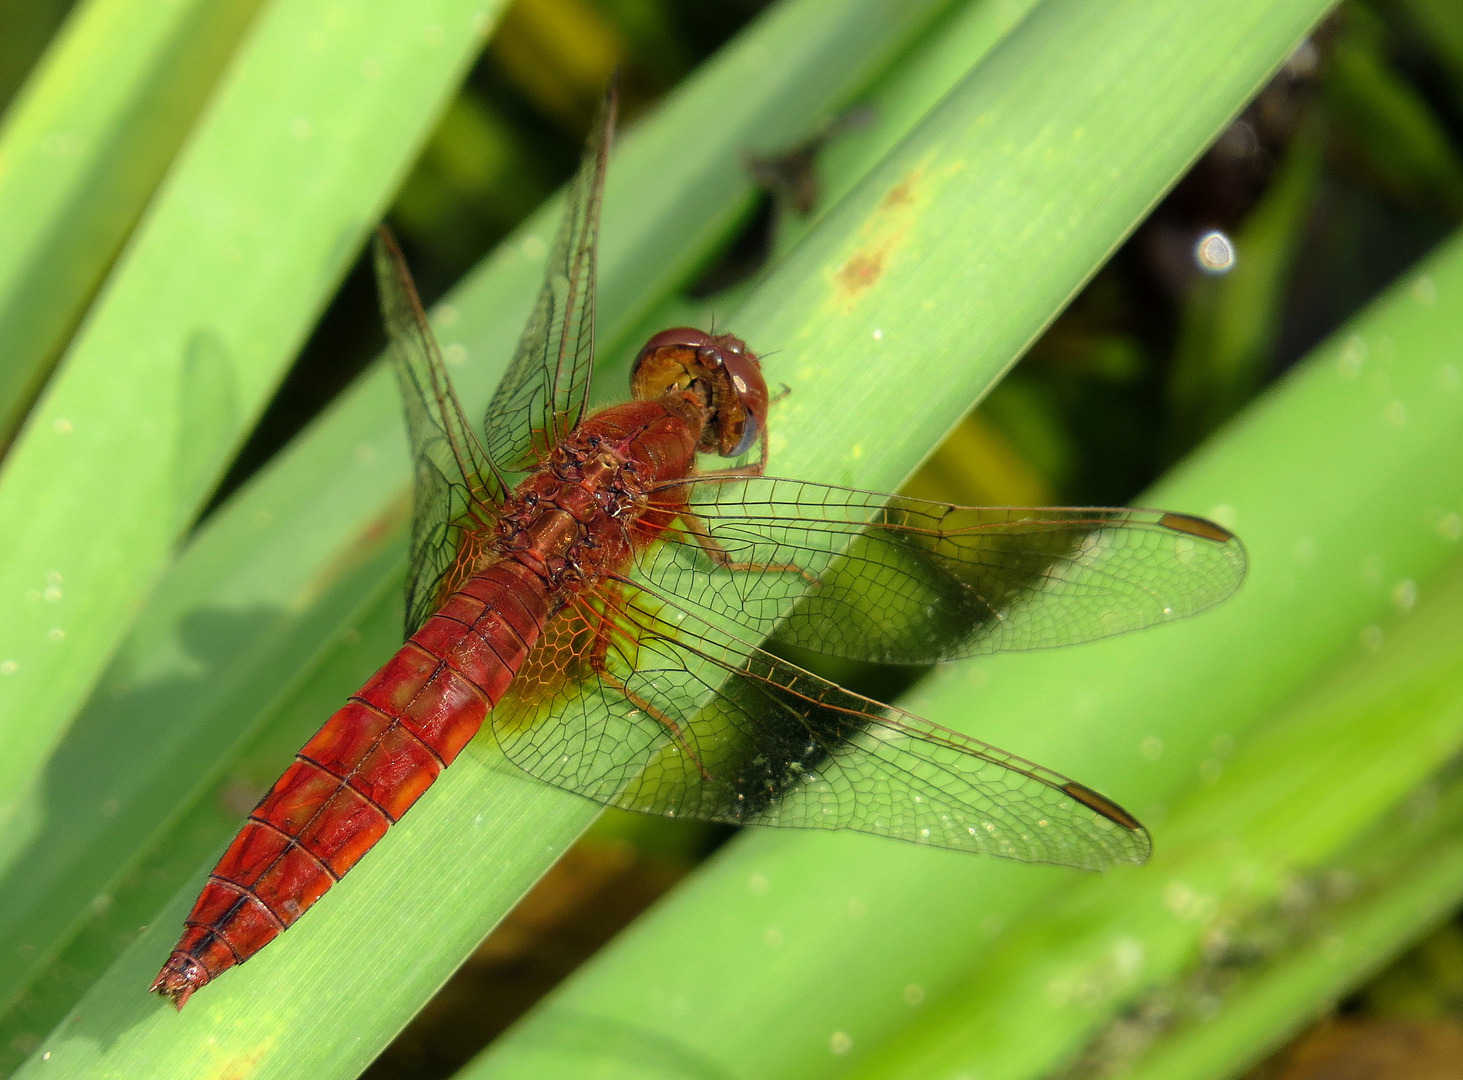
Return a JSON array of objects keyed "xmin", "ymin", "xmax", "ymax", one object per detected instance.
[{"xmin": 630, "ymin": 327, "xmax": 768, "ymax": 458}]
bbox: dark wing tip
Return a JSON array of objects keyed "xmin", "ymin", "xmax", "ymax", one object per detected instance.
[
  {"xmin": 1158, "ymin": 511, "xmax": 1234, "ymax": 545},
  {"xmin": 1061, "ymin": 780, "xmax": 1144, "ymax": 832},
  {"xmin": 1061, "ymin": 780, "xmax": 1152, "ymax": 866}
]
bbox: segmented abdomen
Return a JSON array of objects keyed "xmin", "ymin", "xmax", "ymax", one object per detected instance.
[{"xmin": 152, "ymin": 558, "xmax": 549, "ymax": 1007}]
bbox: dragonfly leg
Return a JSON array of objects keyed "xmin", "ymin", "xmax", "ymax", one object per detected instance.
[
  {"xmin": 697, "ymin": 423, "xmax": 771, "ymax": 479},
  {"xmin": 676, "ymin": 508, "xmax": 818, "ymax": 584},
  {"xmin": 575, "ymin": 593, "xmax": 714, "ymax": 782}
]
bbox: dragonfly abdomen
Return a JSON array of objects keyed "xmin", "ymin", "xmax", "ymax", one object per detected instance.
[{"xmin": 151, "ymin": 559, "xmax": 550, "ymax": 1008}]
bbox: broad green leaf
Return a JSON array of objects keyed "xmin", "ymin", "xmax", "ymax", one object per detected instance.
[
  {"xmin": 0, "ymin": 0, "xmax": 268, "ymax": 449},
  {"xmin": 0, "ymin": 0, "xmax": 503, "ymax": 851},
  {"xmin": 0, "ymin": 0, "xmax": 968, "ymax": 1069},
  {"xmin": 17, "ymin": 0, "xmax": 1342, "ymax": 1075},
  {"xmin": 843, "ymin": 548, "xmax": 1463, "ymax": 1079},
  {"xmin": 1123, "ymin": 789, "xmax": 1463, "ymax": 1080},
  {"xmin": 1115, "ymin": 563, "xmax": 1463, "ymax": 1076},
  {"xmin": 465, "ymin": 223, "xmax": 1463, "ymax": 1080}
]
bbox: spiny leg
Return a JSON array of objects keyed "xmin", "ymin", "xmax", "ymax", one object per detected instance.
[
  {"xmin": 572, "ymin": 591, "xmax": 714, "ymax": 782},
  {"xmin": 674, "ymin": 505, "xmax": 817, "ymax": 584}
]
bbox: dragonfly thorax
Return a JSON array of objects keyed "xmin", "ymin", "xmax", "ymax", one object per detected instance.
[{"xmin": 493, "ymin": 425, "xmax": 652, "ymax": 591}]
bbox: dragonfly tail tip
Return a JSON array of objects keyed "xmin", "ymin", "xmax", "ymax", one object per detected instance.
[{"xmin": 151, "ymin": 953, "xmax": 207, "ymax": 1010}]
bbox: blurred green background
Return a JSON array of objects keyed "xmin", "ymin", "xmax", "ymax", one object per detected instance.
[{"xmin": 3, "ymin": 0, "xmax": 1463, "ymax": 1078}]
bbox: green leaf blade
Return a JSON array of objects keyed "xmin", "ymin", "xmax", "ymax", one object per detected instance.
[
  {"xmin": 0, "ymin": 0, "xmax": 972, "ymax": 1070},
  {"xmin": 0, "ymin": 0, "xmax": 506, "ymax": 853}
]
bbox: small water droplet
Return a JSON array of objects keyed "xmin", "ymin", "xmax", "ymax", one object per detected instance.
[{"xmin": 1194, "ymin": 230, "xmax": 1235, "ymax": 273}]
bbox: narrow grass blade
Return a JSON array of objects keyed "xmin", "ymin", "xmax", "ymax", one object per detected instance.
[{"xmin": 0, "ymin": 0, "xmax": 268, "ymax": 449}]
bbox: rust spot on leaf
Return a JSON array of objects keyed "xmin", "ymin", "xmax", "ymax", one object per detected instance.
[
  {"xmin": 836, "ymin": 245, "xmax": 888, "ymax": 297},
  {"xmin": 830, "ymin": 168, "xmax": 921, "ymax": 307},
  {"xmin": 882, "ymin": 177, "xmax": 916, "ymax": 209}
]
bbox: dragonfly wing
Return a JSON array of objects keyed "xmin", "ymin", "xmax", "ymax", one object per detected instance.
[
  {"xmin": 373, "ymin": 227, "xmax": 503, "ymax": 637},
  {"xmin": 491, "ymin": 582, "xmax": 1149, "ymax": 869},
  {"xmin": 480, "ymin": 79, "xmax": 615, "ymax": 474},
  {"xmin": 636, "ymin": 477, "xmax": 1247, "ymax": 664}
]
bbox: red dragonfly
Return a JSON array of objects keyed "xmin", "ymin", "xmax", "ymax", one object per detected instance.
[{"xmin": 153, "ymin": 85, "xmax": 1245, "ymax": 1008}]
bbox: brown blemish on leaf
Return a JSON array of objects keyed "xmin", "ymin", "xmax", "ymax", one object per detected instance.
[
  {"xmin": 836, "ymin": 245, "xmax": 888, "ymax": 297},
  {"xmin": 829, "ymin": 167, "xmax": 923, "ymax": 308},
  {"xmin": 882, "ymin": 175, "xmax": 917, "ymax": 210}
]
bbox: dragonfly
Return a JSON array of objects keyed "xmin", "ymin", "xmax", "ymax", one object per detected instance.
[{"xmin": 153, "ymin": 82, "xmax": 1246, "ymax": 1008}]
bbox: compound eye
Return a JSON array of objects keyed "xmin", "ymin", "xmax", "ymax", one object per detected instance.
[
  {"xmin": 719, "ymin": 347, "xmax": 769, "ymax": 458},
  {"xmin": 639, "ymin": 327, "xmax": 713, "ymax": 355},
  {"xmin": 728, "ymin": 410, "xmax": 760, "ymax": 457},
  {"xmin": 630, "ymin": 327, "xmax": 717, "ymax": 400}
]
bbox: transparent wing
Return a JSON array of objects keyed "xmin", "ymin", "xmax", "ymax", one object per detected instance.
[
  {"xmin": 373, "ymin": 227, "xmax": 504, "ymax": 638},
  {"xmin": 491, "ymin": 582, "xmax": 1149, "ymax": 869},
  {"xmin": 480, "ymin": 78, "xmax": 616, "ymax": 473},
  {"xmin": 635, "ymin": 477, "xmax": 1247, "ymax": 664}
]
